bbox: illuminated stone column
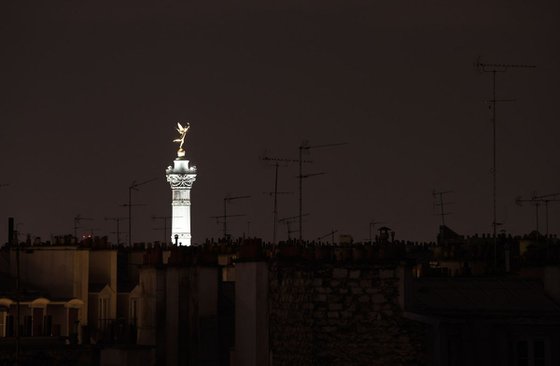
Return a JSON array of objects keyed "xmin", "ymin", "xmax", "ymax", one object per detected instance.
[{"xmin": 166, "ymin": 153, "xmax": 197, "ymax": 246}]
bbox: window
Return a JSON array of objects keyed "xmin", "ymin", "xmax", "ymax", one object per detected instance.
[
  {"xmin": 515, "ymin": 339, "xmax": 549, "ymax": 366},
  {"xmin": 98, "ymin": 298, "xmax": 110, "ymax": 329},
  {"xmin": 68, "ymin": 308, "xmax": 79, "ymax": 336},
  {"xmin": 534, "ymin": 340, "xmax": 545, "ymax": 366},
  {"xmin": 5, "ymin": 315, "xmax": 14, "ymax": 336},
  {"xmin": 447, "ymin": 332, "xmax": 463, "ymax": 366},
  {"xmin": 0, "ymin": 310, "xmax": 5, "ymax": 337},
  {"xmin": 129, "ymin": 299, "xmax": 137, "ymax": 325},
  {"xmin": 43, "ymin": 315, "xmax": 52, "ymax": 337},
  {"xmin": 517, "ymin": 341, "xmax": 528, "ymax": 366},
  {"xmin": 32, "ymin": 307, "xmax": 43, "ymax": 336},
  {"xmin": 23, "ymin": 315, "xmax": 32, "ymax": 337}
]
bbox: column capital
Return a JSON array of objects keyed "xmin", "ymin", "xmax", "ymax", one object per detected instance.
[{"xmin": 166, "ymin": 174, "xmax": 197, "ymax": 189}]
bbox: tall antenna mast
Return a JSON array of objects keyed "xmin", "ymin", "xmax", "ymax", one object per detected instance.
[
  {"xmin": 209, "ymin": 213, "xmax": 246, "ymax": 239},
  {"xmin": 317, "ymin": 229, "xmax": 338, "ymax": 244},
  {"xmin": 152, "ymin": 215, "xmax": 171, "ymax": 244},
  {"xmin": 74, "ymin": 214, "xmax": 93, "ymax": 241},
  {"xmin": 516, "ymin": 192, "xmax": 560, "ymax": 235},
  {"xmin": 532, "ymin": 193, "xmax": 560, "ymax": 235},
  {"xmin": 476, "ymin": 60, "xmax": 535, "ymax": 268},
  {"xmin": 218, "ymin": 195, "xmax": 250, "ymax": 240},
  {"xmin": 262, "ymin": 155, "xmax": 304, "ymax": 244},
  {"xmin": 271, "ymin": 161, "xmax": 280, "ymax": 244},
  {"xmin": 368, "ymin": 220, "xmax": 385, "ymax": 243},
  {"xmin": 126, "ymin": 178, "xmax": 157, "ymax": 246},
  {"xmin": 516, "ymin": 195, "xmax": 541, "ymax": 233},
  {"xmin": 105, "ymin": 217, "xmax": 128, "ymax": 245},
  {"xmin": 432, "ymin": 190, "xmax": 453, "ymax": 226},
  {"xmin": 298, "ymin": 141, "xmax": 346, "ymax": 242},
  {"xmin": 279, "ymin": 213, "xmax": 310, "ymax": 241}
]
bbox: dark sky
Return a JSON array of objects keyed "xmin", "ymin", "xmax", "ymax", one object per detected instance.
[{"xmin": 1, "ymin": 0, "xmax": 560, "ymax": 244}]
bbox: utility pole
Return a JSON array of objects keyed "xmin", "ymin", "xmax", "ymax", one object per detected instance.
[
  {"xmin": 298, "ymin": 141, "xmax": 346, "ymax": 242},
  {"xmin": 476, "ymin": 61, "xmax": 535, "ymax": 268},
  {"xmin": 126, "ymin": 178, "xmax": 157, "ymax": 246}
]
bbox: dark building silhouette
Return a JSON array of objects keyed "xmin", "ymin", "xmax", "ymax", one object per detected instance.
[{"xmin": 2, "ymin": 226, "xmax": 560, "ymax": 365}]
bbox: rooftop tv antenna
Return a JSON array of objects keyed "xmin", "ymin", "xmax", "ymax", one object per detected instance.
[
  {"xmin": 432, "ymin": 190, "xmax": 453, "ymax": 226},
  {"xmin": 262, "ymin": 155, "xmax": 305, "ymax": 244},
  {"xmin": 85, "ymin": 227, "xmax": 99, "ymax": 238},
  {"xmin": 533, "ymin": 193, "xmax": 560, "ymax": 235},
  {"xmin": 515, "ymin": 194, "xmax": 541, "ymax": 233},
  {"xmin": 279, "ymin": 213, "xmax": 309, "ymax": 240},
  {"xmin": 285, "ymin": 220, "xmax": 296, "ymax": 240},
  {"xmin": 369, "ymin": 220, "xmax": 385, "ymax": 243},
  {"xmin": 74, "ymin": 214, "xmax": 93, "ymax": 241},
  {"xmin": 317, "ymin": 229, "xmax": 338, "ymax": 244},
  {"xmin": 516, "ymin": 192, "xmax": 560, "ymax": 235},
  {"xmin": 126, "ymin": 178, "xmax": 157, "ymax": 246},
  {"xmin": 476, "ymin": 60, "xmax": 535, "ymax": 267},
  {"xmin": 298, "ymin": 140, "xmax": 347, "ymax": 242},
  {"xmin": 8, "ymin": 217, "xmax": 21, "ymax": 364},
  {"xmin": 152, "ymin": 215, "xmax": 171, "ymax": 244},
  {"xmin": 210, "ymin": 195, "xmax": 251, "ymax": 240},
  {"xmin": 262, "ymin": 189, "xmax": 293, "ymax": 244},
  {"xmin": 104, "ymin": 217, "xmax": 128, "ymax": 245},
  {"xmin": 15, "ymin": 223, "xmax": 24, "ymax": 244},
  {"xmin": 210, "ymin": 214, "xmax": 246, "ymax": 237}
]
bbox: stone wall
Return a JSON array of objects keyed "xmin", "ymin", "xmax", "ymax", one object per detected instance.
[
  {"xmin": 268, "ymin": 261, "xmax": 426, "ymax": 366},
  {"xmin": 0, "ymin": 343, "xmax": 96, "ymax": 366}
]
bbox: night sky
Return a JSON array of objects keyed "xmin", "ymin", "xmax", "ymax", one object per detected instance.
[{"xmin": 1, "ymin": 0, "xmax": 559, "ymax": 245}]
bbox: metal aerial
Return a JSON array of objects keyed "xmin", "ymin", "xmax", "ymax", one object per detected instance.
[
  {"xmin": 74, "ymin": 214, "xmax": 93, "ymax": 242},
  {"xmin": 432, "ymin": 190, "xmax": 453, "ymax": 227},
  {"xmin": 279, "ymin": 213, "xmax": 310, "ymax": 241},
  {"xmin": 125, "ymin": 178, "xmax": 157, "ymax": 247},
  {"xmin": 152, "ymin": 215, "xmax": 171, "ymax": 244},
  {"xmin": 104, "ymin": 217, "xmax": 128, "ymax": 245},
  {"xmin": 476, "ymin": 59, "xmax": 535, "ymax": 268},
  {"xmin": 516, "ymin": 192, "xmax": 560, "ymax": 235},
  {"xmin": 210, "ymin": 195, "xmax": 251, "ymax": 240},
  {"xmin": 368, "ymin": 220, "xmax": 385, "ymax": 243},
  {"xmin": 317, "ymin": 229, "xmax": 338, "ymax": 244},
  {"xmin": 532, "ymin": 193, "xmax": 560, "ymax": 235},
  {"xmin": 298, "ymin": 140, "xmax": 347, "ymax": 242},
  {"xmin": 261, "ymin": 154, "xmax": 305, "ymax": 244}
]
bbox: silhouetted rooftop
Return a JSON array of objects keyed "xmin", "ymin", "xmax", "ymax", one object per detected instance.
[{"xmin": 409, "ymin": 277, "xmax": 560, "ymax": 319}]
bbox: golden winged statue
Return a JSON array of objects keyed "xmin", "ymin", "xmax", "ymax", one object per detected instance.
[{"xmin": 173, "ymin": 122, "xmax": 190, "ymax": 152}]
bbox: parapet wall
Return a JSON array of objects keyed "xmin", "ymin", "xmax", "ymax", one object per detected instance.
[{"xmin": 268, "ymin": 260, "xmax": 427, "ymax": 366}]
